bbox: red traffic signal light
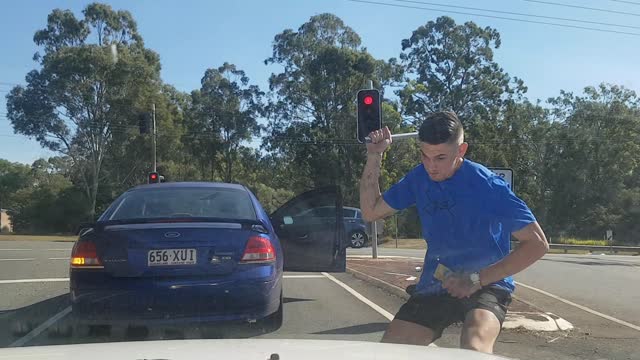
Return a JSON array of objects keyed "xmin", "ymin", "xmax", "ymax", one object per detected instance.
[
  {"xmin": 356, "ymin": 89, "xmax": 381, "ymax": 143},
  {"xmin": 148, "ymin": 172, "xmax": 160, "ymax": 184}
]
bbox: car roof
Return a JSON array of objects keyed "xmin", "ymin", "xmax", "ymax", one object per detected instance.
[{"xmin": 128, "ymin": 182, "xmax": 249, "ymax": 192}]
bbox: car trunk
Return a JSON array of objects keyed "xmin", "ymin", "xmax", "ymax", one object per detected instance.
[{"xmin": 94, "ymin": 221, "xmax": 257, "ymax": 278}]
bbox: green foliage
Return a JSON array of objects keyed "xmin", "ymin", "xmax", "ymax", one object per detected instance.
[
  {"xmin": 6, "ymin": 3, "xmax": 161, "ymax": 218},
  {"xmin": 3, "ymin": 8, "xmax": 640, "ymax": 244},
  {"xmin": 555, "ymin": 238, "xmax": 608, "ymax": 246},
  {"xmin": 263, "ymin": 13, "xmax": 403, "ymax": 204},
  {"xmin": 398, "ymin": 16, "xmax": 526, "ymax": 125}
]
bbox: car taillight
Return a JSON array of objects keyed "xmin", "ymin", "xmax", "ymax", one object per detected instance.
[
  {"xmin": 240, "ymin": 236, "xmax": 276, "ymax": 263},
  {"xmin": 71, "ymin": 241, "xmax": 103, "ymax": 268}
]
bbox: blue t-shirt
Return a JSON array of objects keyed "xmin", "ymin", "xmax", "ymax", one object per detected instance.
[{"xmin": 382, "ymin": 159, "xmax": 536, "ymax": 295}]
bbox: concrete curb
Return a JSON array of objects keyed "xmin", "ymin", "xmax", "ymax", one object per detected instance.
[{"xmin": 347, "ymin": 266, "xmax": 410, "ymax": 301}]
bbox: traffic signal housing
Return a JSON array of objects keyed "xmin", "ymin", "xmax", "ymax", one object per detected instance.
[
  {"xmin": 357, "ymin": 89, "xmax": 382, "ymax": 143},
  {"xmin": 138, "ymin": 113, "xmax": 152, "ymax": 134},
  {"xmin": 148, "ymin": 172, "xmax": 161, "ymax": 184}
]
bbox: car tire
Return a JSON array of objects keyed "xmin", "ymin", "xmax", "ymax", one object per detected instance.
[{"xmin": 350, "ymin": 230, "xmax": 368, "ymax": 248}]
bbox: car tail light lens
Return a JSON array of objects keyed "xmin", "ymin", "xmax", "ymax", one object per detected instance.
[
  {"xmin": 71, "ymin": 241, "xmax": 103, "ymax": 268},
  {"xmin": 240, "ymin": 236, "xmax": 276, "ymax": 263}
]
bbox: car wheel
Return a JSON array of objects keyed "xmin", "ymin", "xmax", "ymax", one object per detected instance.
[{"xmin": 350, "ymin": 230, "xmax": 367, "ymax": 248}]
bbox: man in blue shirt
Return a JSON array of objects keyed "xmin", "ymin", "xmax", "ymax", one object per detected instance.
[{"xmin": 359, "ymin": 111, "xmax": 548, "ymax": 353}]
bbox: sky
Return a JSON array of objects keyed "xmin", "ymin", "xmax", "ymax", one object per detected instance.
[{"xmin": 1, "ymin": 0, "xmax": 639, "ymax": 164}]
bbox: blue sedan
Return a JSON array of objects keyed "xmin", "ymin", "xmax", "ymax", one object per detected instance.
[{"xmin": 69, "ymin": 182, "xmax": 346, "ymax": 332}]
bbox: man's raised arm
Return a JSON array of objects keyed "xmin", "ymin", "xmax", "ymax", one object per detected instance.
[{"xmin": 359, "ymin": 127, "xmax": 396, "ymax": 222}]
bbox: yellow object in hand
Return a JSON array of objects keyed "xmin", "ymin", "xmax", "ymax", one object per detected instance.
[{"xmin": 434, "ymin": 263, "xmax": 452, "ymax": 282}]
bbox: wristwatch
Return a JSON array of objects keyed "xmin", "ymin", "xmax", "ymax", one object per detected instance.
[{"xmin": 470, "ymin": 272, "xmax": 481, "ymax": 287}]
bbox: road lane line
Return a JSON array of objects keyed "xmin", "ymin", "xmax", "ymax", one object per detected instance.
[
  {"xmin": 322, "ymin": 272, "xmax": 395, "ymax": 320},
  {"xmin": 516, "ymin": 281, "xmax": 640, "ymax": 332},
  {"xmin": 0, "ymin": 278, "xmax": 69, "ymax": 284},
  {"xmin": 47, "ymin": 249, "xmax": 71, "ymax": 251},
  {"xmin": 0, "ymin": 258, "xmax": 35, "ymax": 261},
  {"xmin": 321, "ymin": 272, "xmax": 437, "ymax": 347},
  {"xmin": 48, "ymin": 257, "xmax": 69, "ymax": 260},
  {"xmin": 9, "ymin": 306, "xmax": 72, "ymax": 347},
  {"xmin": 283, "ymin": 275, "xmax": 326, "ymax": 279}
]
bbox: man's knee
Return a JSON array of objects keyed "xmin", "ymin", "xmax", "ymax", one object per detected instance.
[
  {"xmin": 460, "ymin": 309, "xmax": 502, "ymax": 353},
  {"xmin": 381, "ymin": 319, "xmax": 436, "ymax": 346}
]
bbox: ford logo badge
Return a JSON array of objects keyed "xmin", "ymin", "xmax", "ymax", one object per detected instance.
[{"xmin": 164, "ymin": 231, "xmax": 181, "ymax": 238}]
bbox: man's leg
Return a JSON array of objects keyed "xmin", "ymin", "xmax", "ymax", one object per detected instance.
[
  {"xmin": 381, "ymin": 319, "xmax": 436, "ymax": 346},
  {"xmin": 460, "ymin": 309, "xmax": 502, "ymax": 353}
]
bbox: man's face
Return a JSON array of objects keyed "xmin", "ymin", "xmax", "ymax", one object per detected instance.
[{"xmin": 420, "ymin": 141, "xmax": 468, "ymax": 182}]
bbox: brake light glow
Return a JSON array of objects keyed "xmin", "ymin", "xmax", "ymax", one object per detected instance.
[
  {"xmin": 240, "ymin": 236, "xmax": 276, "ymax": 263},
  {"xmin": 71, "ymin": 241, "xmax": 104, "ymax": 268}
]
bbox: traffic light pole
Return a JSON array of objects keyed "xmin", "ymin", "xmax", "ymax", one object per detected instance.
[
  {"xmin": 368, "ymin": 80, "xmax": 379, "ymax": 260},
  {"xmin": 152, "ymin": 103, "xmax": 157, "ymax": 172}
]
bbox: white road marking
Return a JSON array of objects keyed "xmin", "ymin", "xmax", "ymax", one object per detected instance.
[
  {"xmin": 0, "ymin": 278, "xmax": 69, "ymax": 284},
  {"xmin": 516, "ymin": 281, "xmax": 640, "ymax": 332},
  {"xmin": 283, "ymin": 275, "xmax": 326, "ymax": 279},
  {"xmin": 0, "ymin": 258, "xmax": 35, "ymax": 261},
  {"xmin": 47, "ymin": 249, "xmax": 71, "ymax": 251},
  {"xmin": 48, "ymin": 257, "xmax": 69, "ymax": 260},
  {"xmin": 322, "ymin": 272, "xmax": 394, "ymax": 320},
  {"xmin": 322, "ymin": 272, "xmax": 436, "ymax": 347},
  {"xmin": 405, "ymin": 276, "xmax": 417, "ymax": 281},
  {"xmin": 9, "ymin": 306, "xmax": 72, "ymax": 347},
  {"xmin": 384, "ymin": 271, "xmax": 412, "ymax": 277}
]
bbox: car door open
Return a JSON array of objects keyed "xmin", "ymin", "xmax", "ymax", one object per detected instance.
[{"xmin": 270, "ymin": 186, "xmax": 346, "ymax": 272}]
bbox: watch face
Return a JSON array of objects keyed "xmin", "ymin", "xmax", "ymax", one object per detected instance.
[{"xmin": 470, "ymin": 273, "xmax": 480, "ymax": 283}]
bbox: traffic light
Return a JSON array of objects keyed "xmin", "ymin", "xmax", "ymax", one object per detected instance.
[
  {"xmin": 356, "ymin": 89, "xmax": 381, "ymax": 143},
  {"xmin": 148, "ymin": 172, "xmax": 160, "ymax": 184},
  {"xmin": 138, "ymin": 113, "xmax": 152, "ymax": 134}
]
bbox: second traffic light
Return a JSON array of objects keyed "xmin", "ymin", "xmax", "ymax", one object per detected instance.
[
  {"xmin": 138, "ymin": 113, "xmax": 152, "ymax": 134},
  {"xmin": 148, "ymin": 172, "xmax": 161, "ymax": 184},
  {"xmin": 356, "ymin": 89, "xmax": 381, "ymax": 143}
]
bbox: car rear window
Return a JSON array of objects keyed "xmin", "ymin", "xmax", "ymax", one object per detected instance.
[{"xmin": 107, "ymin": 187, "xmax": 256, "ymax": 221}]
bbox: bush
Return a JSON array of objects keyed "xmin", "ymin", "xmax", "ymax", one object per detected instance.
[
  {"xmin": 556, "ymin": 238, "xmax": 608, "ymax": 246},
  {"xmin": 0, "ymin": 225, "xmax": 10, "ymax": 233}
]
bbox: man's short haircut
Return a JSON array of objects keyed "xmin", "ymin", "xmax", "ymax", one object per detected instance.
[{"xmin": 418, "ymin": 111, "xmax": 464, "ymax": 145}]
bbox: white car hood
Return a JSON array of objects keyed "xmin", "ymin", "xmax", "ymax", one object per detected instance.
[{"xmin": 0, "ymin": 339, "xmax": 510, "ymax": 359}]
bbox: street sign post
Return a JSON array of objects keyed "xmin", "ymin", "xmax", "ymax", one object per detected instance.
[{"xmin": 489, "ymin": 167, "xmax": 514, "ymax": 191}]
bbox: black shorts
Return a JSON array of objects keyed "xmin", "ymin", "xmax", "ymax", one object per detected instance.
[{"xmin": 394, "ymin": 287, "xmax": 512, "ymax": 340}]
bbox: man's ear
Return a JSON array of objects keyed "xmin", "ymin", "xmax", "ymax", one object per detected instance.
[{"xmin": 458, "ymin": 142, "xmax": 469, "ymax": 157}]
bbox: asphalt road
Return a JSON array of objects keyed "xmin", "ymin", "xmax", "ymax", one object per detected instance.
[
  {"xmin": 1, "ymin": 241, "xmax": 639, "ymax": 359},
  {"xmin": 348, "ymin": 247, "xmax": 640, "ymax": 327}
]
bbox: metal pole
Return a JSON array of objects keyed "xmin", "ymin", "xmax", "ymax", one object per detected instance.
[
  {"xmin": 372, "ymin": 221, "xmax": 378, "ymax": 259},
  {"xmin": 152, "ymin": 104, "xmax": 157, "ymax": 172},
  {"xmin": 395, "ymin": 213, "xmax": 398, "ymax": 249},
  {"xmin": 367, "ymin": 79, "xmax": 379, "ymax": 259}
]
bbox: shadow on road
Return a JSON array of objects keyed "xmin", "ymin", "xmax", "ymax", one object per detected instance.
[
  {"xmin": 1, "ymin": 292, "xmax": 288, "ymax": 347},
  {"xmin": 0, "ymin": 293, "xmax": 70, "ymax": 347},
  {"xmin": 283, "ymin": 297, "xmax": 314, "ymax": 304},
  {"xmin": 312, "ymin": 322, "xmax": 388, "ymax": 335}
]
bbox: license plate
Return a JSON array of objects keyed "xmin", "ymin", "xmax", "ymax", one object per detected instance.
[{"xmin": 148, "ymin": 249, "xmax": 197, "ymax": 266}]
